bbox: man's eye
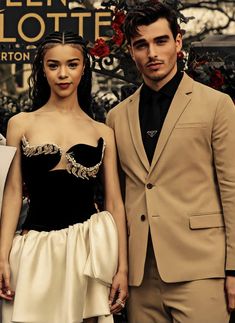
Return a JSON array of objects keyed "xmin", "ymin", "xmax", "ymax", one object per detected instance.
[
  {"xmin": 135, "ymin": 43, "xmax": 147, "ymax": 49},
  {"xmin": 156, "ymin": 39, "xmax": 167, "ymax": 45}
]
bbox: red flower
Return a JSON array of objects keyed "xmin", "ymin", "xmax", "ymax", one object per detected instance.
[
  {"xmin": 210, "ymin": 69, "xmax": 225, "ymax": 90},
  {"xmin": 89, "ymin": 38, "xmax": 110, "ymax": 58},
  {"xmin": 177, "ymin": 51, "xmax": 184, "ymax": 60},
  {"xmin": 112, "ymin": 26, "xmax": 124, "ymax": 46},
  {"xmin": 112, "ymin": 10, "xmax": 126, "ymax": 27}
]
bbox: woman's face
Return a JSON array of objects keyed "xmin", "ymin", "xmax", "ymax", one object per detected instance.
[{"xmin": 43, "ymin": 44, "xmax": 85, "ymax": 99}]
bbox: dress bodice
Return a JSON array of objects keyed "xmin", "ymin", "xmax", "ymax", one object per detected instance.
[{"xmin": 21, "ymin": 136, "xmax": 105, "ymax": 231}]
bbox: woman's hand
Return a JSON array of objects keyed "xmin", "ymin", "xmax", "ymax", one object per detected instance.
[
  {"xmin": 0, "ymin": 260, "xmax": 15, "ymax": 301},
  {"xmin": 109, "ymin": 270, "xmax": 128, "ymax": 314}
]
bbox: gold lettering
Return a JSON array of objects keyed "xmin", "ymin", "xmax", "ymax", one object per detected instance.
[
  {"xmin": 71, "ymin": 12, "xmax": 91, "ymax": 37},
  {"xmin": 26, "ymin": 0, "xmax": 43, "ymax": 6},
  {"xmin": 95, "ymin": 12, "xmax": 111, "ymax": 40},
  {"xmin": 47, "ymin": 13, "xmax": 67, "ymax": 31},
  {"xmin": 8, "ymin": 52, "xmax": 14, "ymax": 60},
  {"xmin": 18, "ymin": 13, "xmax": 45, "ymax": 42},
  {"xmin": 0, "ymin": 12, "xmax": 16, "ymax": 42},
  {"xmin": 0, "ymin": 52, "xmax": 31, "ymax": 62},
  {"xmin": 6, "ymin": 0, "xmax": 22, "ymax": 6},
  {"xmin": 0, "ymin": 52, "xmax": 8, "ymax": 61},
  {"xmin": 14, "ymin": 52, "xmax": 22, "ymax": 61},
  {"xmin": 47, "ymin": 0, "xmax": 67, "ymax": 6},
  {"xmin": 23, "ymin": 52, "xmax": 30, "ymax": 60}
]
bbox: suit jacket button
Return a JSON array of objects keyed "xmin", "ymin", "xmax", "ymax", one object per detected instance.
[
  {"xmin": 141, "ymin": 214, "xmax": 146, "ymax": 221},
  {"xmin": 147, "ymin": 183, "xmax": 153, "ymax": 189}
]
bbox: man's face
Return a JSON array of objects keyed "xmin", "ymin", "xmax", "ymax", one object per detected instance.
[{"xmin": 129, "ymin": 18, "xmax": 182, "ymax": 90}]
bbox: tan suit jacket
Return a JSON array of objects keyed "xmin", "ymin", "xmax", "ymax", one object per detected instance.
[{"xmin": 106, "ymin": 73, "xmax": 235, "ymax": 286}]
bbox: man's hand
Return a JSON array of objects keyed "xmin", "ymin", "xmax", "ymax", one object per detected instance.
[{"xmin": 226, "ymin": 276, "xmax": 235, "ymax": 311}]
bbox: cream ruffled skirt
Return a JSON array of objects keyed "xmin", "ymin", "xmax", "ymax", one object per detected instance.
[{"xmin": 2, "ymin": 211, "xmax": 118, "ymax": 323}]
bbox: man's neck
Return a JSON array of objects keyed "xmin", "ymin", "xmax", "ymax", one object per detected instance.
[{"xmin": 144, "ymin": 67, "xmax": 179, "ymax": 92}]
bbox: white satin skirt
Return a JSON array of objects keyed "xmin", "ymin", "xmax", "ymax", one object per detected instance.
[{"xmin": 2, "ymin": 211, "xmax": 118, "ymax": 323}]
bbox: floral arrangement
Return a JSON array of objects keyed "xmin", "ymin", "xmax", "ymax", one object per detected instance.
[
  {"xmin": 188, "ymin": 55, "xmax": 235, "ymax": 102},
  {"xmin": 88, "ymin": 0, "xmax": 190, "ymax": 58},
  {"xmin": 89, "ymin": 8, "xmax": 126, "ymax": 58}
]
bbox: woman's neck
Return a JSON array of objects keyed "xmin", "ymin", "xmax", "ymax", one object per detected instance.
[{"xmin": 45, "ymin": 94, "xmax": 81, "ymax": 114}]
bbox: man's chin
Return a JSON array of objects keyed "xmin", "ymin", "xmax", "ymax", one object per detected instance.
[{"xmin": 146, "ymin": 73, "xmax": 165, "ymax": 82}]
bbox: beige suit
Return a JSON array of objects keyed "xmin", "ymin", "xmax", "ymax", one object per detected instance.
[{"xmin": 106, "ymin": 73, "xmax": 235, "ymax": 289}]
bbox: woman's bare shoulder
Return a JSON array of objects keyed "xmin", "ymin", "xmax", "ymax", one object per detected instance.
[
  {"xmin": 7, "ymin": 112, "xmax": 36, "ymax": 139},
  {"xmin": 8, "ymin": 111, "xmax": 36, "ymax": 125},
  {"xmin": 92, "ymin": 120, "xmax": 114, "ymax": 143}
]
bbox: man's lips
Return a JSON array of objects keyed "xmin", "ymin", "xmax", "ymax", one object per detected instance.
[{"xmin": 146, "ymin": 62, "xmax": 163, "ymax": 69}]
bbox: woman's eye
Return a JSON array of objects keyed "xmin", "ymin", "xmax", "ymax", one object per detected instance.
[
  {"xmin": 48, "ymin": 64, "xmax": 58, "ymax": 69},
  {"xmin": 69, "ymin": 63, "xmax": 78, "ymax": 68}
]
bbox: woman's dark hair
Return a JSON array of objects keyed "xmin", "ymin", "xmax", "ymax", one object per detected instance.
[
  {"xmin": 28, "ymin": 31, "xmax": 92, "ymax": 116},
  {"xmin": 124, "ymin": 1, "xmax": 180, "ymax": 44}
]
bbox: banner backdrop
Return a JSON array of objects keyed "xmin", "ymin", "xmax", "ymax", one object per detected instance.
[{"xmin": 0, "ymin": 0, "xmax": 112, "ymax": 63}]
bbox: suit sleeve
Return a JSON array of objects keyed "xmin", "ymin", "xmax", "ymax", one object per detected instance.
[
  {"xmin": 212, "ymin": 94, "xmax": 235, "ymax": 270},
  {"xmin": 105, "ymin": 108, "xmax": 126, "ymax": 200},
  {"xmin": 105, "ymin": 109, "xmax": 114, "ymax": 129}
]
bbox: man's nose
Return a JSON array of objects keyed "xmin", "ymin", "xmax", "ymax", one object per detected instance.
[{"xmin": 148, "ymin": 44, "xmax": 158, "ymax": 59}]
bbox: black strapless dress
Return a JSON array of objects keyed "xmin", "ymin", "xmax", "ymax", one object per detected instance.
[
  {"xmin": 2, "ymin": 136, "xmax": 118, "ymax": 323},
  {"xmin": 21, "ymin": 135, "xmax": 105, "ymax": 231}
]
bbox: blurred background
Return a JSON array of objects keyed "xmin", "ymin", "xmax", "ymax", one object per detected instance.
[
  {"xmin": 0, "ymin": 1, "xmax": 235, "ymax": 322},
  {"xmin": 0, "ymin": 0, "xmax": 235, "ymax": 137}
]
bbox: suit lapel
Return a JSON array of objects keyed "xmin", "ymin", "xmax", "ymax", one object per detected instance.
[
  {"xmin": 127, "ymin": 87, "xmax": 150, "ymax": 172},
  {"xmin": 149, "ymin": 73, "xmax": 193, "ymax": 174}
]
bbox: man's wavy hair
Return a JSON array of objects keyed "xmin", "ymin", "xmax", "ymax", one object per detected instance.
[
  {"xmin": 28, "ymin": 31, "xmax": 92, "ymax": 116},
  {"xmin": 124, "ymin": 1, "xmax": 180, "ymax": 44}
]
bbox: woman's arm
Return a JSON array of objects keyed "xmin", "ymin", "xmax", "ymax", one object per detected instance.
[
  {"xmin": 101, "ymin": 125, "xmax": 128, "ymax": 313},
  {"xmin": 0, "ymin": 114, "xmax": 24, "ymax": 300}
]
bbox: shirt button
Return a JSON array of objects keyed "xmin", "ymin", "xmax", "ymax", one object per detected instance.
[
  {"xmin": 141, "ymin": 214, "xmax": 146, "ymax": 221},
  {"xmin": 147, "ymin": 183, "xmax": 153, "ymax": 189}
]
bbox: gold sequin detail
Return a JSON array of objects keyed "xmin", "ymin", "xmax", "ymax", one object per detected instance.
[
  {"xmin": 21, "ymin": 135, "xmax": 62, "ymax": 157},
  {"xmin": 66, "ymin": 141, "xmax": 105, "ymax": 180},
  {"xmin": 21, "ymin": 135, "xmax": 105, "ymax": 180}
]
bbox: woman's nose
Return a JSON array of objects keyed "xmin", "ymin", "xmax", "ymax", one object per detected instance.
[{"xmin": 58, "ymin": 66, "xmax": 68, "ymax": 79}]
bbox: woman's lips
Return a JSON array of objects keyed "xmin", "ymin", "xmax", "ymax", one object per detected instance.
[{"xmin": 57, "ymin": 83, "xmax": 71, "ymax": 89}]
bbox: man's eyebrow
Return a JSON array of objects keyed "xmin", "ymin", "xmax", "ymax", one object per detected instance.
[
  {"xmin": 132, "ymin": 39, "xmax": 147, "ymax": 47},
  {"xmin": 132, "ymin": 34, "xmax": 170, "ymax": 47},
  {"xmin": 154, "ymin": 35, "xmax": 170, "ymax": 41}
]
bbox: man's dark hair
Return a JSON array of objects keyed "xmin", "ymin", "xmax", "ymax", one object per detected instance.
[{"xmin": 124, "ymin": 1, "xmax": 180, "ymax": 44}]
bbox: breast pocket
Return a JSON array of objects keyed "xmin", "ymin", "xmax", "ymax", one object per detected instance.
[
  {"xmin": 175, "ymin": 122, "xmax": 208, "ymax": 129},
  {"xmin": 189, "ymin": 213, "xmax": 224, "ymax": 229}
]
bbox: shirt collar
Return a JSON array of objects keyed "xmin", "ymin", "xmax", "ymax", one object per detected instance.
[{"xmin": 141, "ymin": 70, "xmax": 183, "ymax": 99}]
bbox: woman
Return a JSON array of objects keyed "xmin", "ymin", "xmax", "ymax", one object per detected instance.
[{"xmin": 0, "ymin": 31, "xmax": 128, "ymax": 323}]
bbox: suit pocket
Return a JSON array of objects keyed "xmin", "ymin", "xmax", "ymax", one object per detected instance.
[
  {"xmin": 175, "ymin": 122, "xmax": 207, "ymax": 129},
  {"xmin": 189, "ymin": 213, "xmax": 224, "ymax": 229}
]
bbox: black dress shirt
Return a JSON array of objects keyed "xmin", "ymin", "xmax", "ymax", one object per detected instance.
[
  {"xmin": 139, "ymin": 71, "xmax": 183, "ymax": 163},
  {"xmin": 139, "ymin": 71, "xmax": 235, "ymax": 276}
]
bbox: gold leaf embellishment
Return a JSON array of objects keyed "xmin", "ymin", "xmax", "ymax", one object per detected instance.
[
  {"xmin": 66, "ymin": 141, "xmax": 106, "ymax": 180},
  {"xmin": 21, "ymin": 135, "xmax": 62, "ymax": 157}
]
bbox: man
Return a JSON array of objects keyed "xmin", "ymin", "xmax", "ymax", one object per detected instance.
[{"xmin": 106, "ymin": 1, "xmax": 235, "ymax": 322}]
